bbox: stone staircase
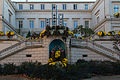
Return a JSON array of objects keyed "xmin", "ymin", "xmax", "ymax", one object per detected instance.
[
  {"xmin": 0, "ymin": 39, "xmax": 43, "ymax": 60},
  {"xmin": 71, "ymin": 38, "xmax": 120, "ymax": 61},
  {"xmin": 2, "ymin": 18, "xmax": 26, "ymax": 42}
]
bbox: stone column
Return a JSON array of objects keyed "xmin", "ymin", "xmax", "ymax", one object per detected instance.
[
  {"xmin": 66, "ymin": 38, "xmax": 71, "ymax": 64},
  {"xmin": 104, "ymin": 0, "xmax": 111, "ymax": 18},
  {"xmin": 0, "ymin": 0, "xmax": 3, "ymax": 31}
]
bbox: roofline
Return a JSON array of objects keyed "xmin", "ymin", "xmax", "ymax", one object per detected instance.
[{"xmin": 12, "ymin": 1, "xmax": 95, "ymax": 3}]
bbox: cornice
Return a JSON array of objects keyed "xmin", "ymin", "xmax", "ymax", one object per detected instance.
[
  {"xmin": 93, "ymin": 18, "xmax": 120, "ymax": 31},
  {"xmin": 13, "ymin": 2, "xmax": 95, "ymax": 4},
  {"xmin": 16, "ymin": 10, "xmax": 92, "ymax": 13},
  {"xmin": 7, "ymin": 0, "xmax": 16, "ymax": 12},
  {"xmin": 112, "ymin": 1, "xmax": 120, "ymax": 3},
  {"xmin": 91, "ymin": 0, "xmax": 102, "ymax": 12}
]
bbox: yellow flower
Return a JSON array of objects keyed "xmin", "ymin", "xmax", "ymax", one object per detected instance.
[
  {"xmin": 11, "ymin": 32, "xmax": 14, "ymax": 36},
  {"xmin": 55, "ymin": 51, "xmax": 61, "ymax": 58},
  {"xmin": 41, "ymin": 30, "xmax": 46, "ymax": 34},
  {"xmin": 108, "ymin": 32, "xmax": 111, "ymax": 36},
  {"xmin": 0, "ymin": 31, "xmax": 4, "ymax": 36},
  {"xmin": 118, "ymin": 31, "xmax": 120, "ymax": 36},
  {"xmin": 103, "ymin": 31, "xmax": 106, "ymax": 36},
  {"xmin": 115, "ymin": 13, "xmax": 119, "ymax": 16},
  {"xmin": 97, "ymin": 32, "xmax": 102, "ymax": 36},
  {"xmin": 108, "ymin": 31, "xmax": 116, "ymax": 36},
  {"xmin": 6, "ymin": 31, "xmax": 9, "ymax": 36},
  {"xmin": 40, "ymin": 30, "xmax": 46, "ymax": 37},
  {"xmin": 32, "ymin": 37, "xmax": 34, "ymax": 39},
  {"xmin": 68, "ymin": 31, "xmax": 73, "ymax": 35},
  {"xmin": 97, "ymin": 31, "xmax": 106, "ymax": 36},
  {"xmin": 49, "ymin": 62, "xmax": 56, "ymax": 65},
  {"xmin": 48, "ymin": 58, "xmax": 53, "ymax": 63},
  {"xmin": 82, "ymin": 37, "xmax": 85, "ymax": 39},
  {"xmin": 62, "ymin": 58, "xmax": 68, "ymax": 63},
  {"xmin": 63, "ymin": 63, "xmax": 67, "ymax": 67}
]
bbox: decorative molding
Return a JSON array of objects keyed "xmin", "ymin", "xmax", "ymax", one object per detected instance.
[
  {"xmin": 93, "ymin": 18, "xmax": 120, "ymax": 31},
  {"xmin": 16, "ymin": 10, "xmax": 92, "ymax": 12},
  {"xmin": 13, "ymin": 2, "xmax": 95, "ymax": 4},
  {"xmin": 112, "ymin": 1, "xmax": 120, "ymax": 3}
]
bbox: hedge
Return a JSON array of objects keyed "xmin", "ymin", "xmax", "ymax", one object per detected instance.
[{"xmin": 0, "ymin": 60, "xmax": 120, "ymax": 80}]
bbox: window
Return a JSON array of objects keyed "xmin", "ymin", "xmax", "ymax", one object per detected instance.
[
  {"xmin": 82, "ymin": 55, "xmax": 88, "ymax": 57},
  {"xmin": 41, "ymin": 21, "xmax": 45, "ymax": 29},
  {"xmin": 19, "ymin": 4, "xmax": 23, "ymax": 10},
  {"xmin": 41, "ymin": 4, "xmax": 45, "ymax": 10},
  {"xmin": 74, "ymin": 20, "xmax": 78, "ymax": 28},
  {"xmin": 19, "ymin": 21, "xmax": 23, "ymax": 29},
  {"xmin": 9, "ymin": 14, "xmax": 12, "ymax": 24},
  {"xmin": 85, "ymin": 21, "xmax": 89, "ymax": 28},
  {"xmin": 29, "ymin": 20, "xmax": 34, "ymax": 29},
  {"xmin": 73, "ymin": 4, "xmax": 77, "ymax": 10},
  {"xmin": 8, "ymin": 10, "xmax": 12, "ymax": 24},
  {"xmin": 52, "ymin": 4, "xmax": 56, "ymax": 10},
  {"xmin": 97, "ymin": 16, "xmax": 100, "ymax": 24},
  {"xmin": 30, "ymin": 4, "xmax": 34, "ymax": 10},
  {"xmin": 85, "ymin": 4, "xmax": 88, "ymax": 10},
  {"xmin": 114, "ymin": 5, "xmax": 119, "ymax": 14},
  {"xmin": 26, "ymin": 54, "xmax": 32, "ymax": 57},
  {"xmin": 64, "ymin": 22, "xmax": 67, "ymax": 27},
  {"xmin": 63, "ymin": 4, "xmax": 66, "ymax": 10}
]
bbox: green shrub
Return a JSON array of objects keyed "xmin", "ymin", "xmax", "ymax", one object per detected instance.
[
  {"xmin": 0, "ymin": 64, "xmax": 3, "ymax": 75},
  {"xmin": 17, "ymin": 62, "xmax": 38, "ymax": 77},
  {"xmin": 3, "ymin": 63, "xmax": 17, "ymax": 75},
  {"xmin": 0, "ymin": 60, "xmax": 120, "ymax": 80}
]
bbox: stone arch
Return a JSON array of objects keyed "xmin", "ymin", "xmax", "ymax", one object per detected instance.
[{"xmin": 49, "ymin": 39, "xmax": 65, "ymax": 58}]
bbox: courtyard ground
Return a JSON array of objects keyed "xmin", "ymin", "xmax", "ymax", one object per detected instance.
[
  {"xmin": 83, "ymin": 75, "xmax": 120, "ymax": 80},
  {"xmin": 0, "ymin": 75, "xmax": 120, "ymax": 80}
]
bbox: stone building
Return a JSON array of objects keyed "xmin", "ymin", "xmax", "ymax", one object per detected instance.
[{"xmin": 0, "ymin": 0, "xmax": 120, "ymax": 65}]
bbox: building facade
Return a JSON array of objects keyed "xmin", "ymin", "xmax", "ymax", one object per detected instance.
[
  {"xmin": 0, "ymin": 0, "xmax": 120, "ymax": 65},
  {"xmin": 1, "ymin": 0, "xmax": 120, "ymax": 37}
]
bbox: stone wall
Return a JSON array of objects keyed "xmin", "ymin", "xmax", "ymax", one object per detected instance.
[
  {"xmin": 70, "ymin": 47, "xmax": 112, "ymax": 63},
  {"xmin": 0, "ymin": 37, "xmax": 66, "ymax": 65},
  {"xmin": 0, "ymin": 40, "xmax": 18, "ymax": 51}
]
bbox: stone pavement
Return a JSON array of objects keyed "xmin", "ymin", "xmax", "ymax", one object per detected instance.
[
  {"xmin": 0, "ymin": 76, "xmax": 28, "ymax": 80},
  {"xmin": 0, "ymin": 75, "xmax": 120, "ymax": 80},
  {"xmin": 83, "ymin": 75, "xmax": 120, "ymax": 80}
]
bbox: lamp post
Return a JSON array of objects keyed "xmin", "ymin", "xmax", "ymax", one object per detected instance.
[{"xmin": 52, "ymin": 4, "xmax": 57, "ymax": 30}]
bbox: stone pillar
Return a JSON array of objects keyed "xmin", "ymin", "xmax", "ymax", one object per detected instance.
[
  {"xmin": 0, "ymin": 0, "xmax": 3, "ymax": 31},
  {"xmin": 66, "ymin": 38, "xmax": 71, "ymax": 64},
  {"xmin": 0, "ymin": 20, "xmax": 2, "ymax": 31},
  {"xmin": 104, "ymin": 0, "xmax": 111, "ymax": 18}
]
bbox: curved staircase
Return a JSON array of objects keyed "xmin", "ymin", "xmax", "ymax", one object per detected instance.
[
  {"xmin": 71, "ymin": 38, "xmax": 120, "ymax": 61},
  {"xmin": 0, "ymin": 39, "xmax": 43, "ymax": 61}
]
